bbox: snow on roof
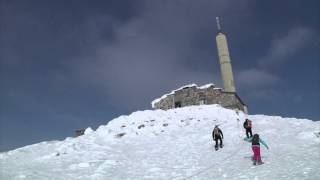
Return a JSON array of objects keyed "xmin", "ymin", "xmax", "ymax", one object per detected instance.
[
  {"xmin": 151, "ymin": 83, "xmax": 220, "ymax": 108},
  {"xmin": 199, "ymin": 83, "xmax": 215, "ymax": 89}
]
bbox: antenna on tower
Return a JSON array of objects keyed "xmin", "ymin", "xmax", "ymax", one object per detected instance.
[{"xmin": 216, "ymin": 17, "xmax": 222, "ymax": 32}]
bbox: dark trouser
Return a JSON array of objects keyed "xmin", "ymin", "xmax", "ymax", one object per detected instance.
[
  {"xmin": 215, "ymin": 136, "xmax": 223, "ymax": 147},
  {"xmin": 246, "ymin": 128, "xmax": 252, "ymax": 138}
]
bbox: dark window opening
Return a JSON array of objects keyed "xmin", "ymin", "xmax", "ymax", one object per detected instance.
[
  {"xmin": 199, "ymin": 99, "xmax": 205, "ymax": 105},
  {"xmin": 175, "ymin": 101, "xmax": 182, "ymax": 108}
]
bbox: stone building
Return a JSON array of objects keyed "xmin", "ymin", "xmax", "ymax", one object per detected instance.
[
  {"xmin": 152, "ymin": 84, "xmax": 247, "ymax": 113},
  {"xmin": 151, "ymin": 18, "xmax": 248, "ymax": 113}
]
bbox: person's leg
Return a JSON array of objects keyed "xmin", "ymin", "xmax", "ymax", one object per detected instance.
[
  {"xmin": 256, "ymin": 146, "xmax": 262, "ymax": 164},
  {"xmin": 219, "ymin": 136, "xmax": 223, "ymax": 147},
  {"xmin": 252, "ymin": 146, "xmax": 259, "ymax": 165},
  {"xmin": 215, "ymin": 138, "xmax": 218, "ymax": 148},
  {"xmin": 249, "ymin": 128, "xmax": 253, "ymax": 137}
]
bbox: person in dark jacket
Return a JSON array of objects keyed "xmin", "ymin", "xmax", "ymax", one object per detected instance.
[
  {"xmin": 244, "ymin": 134, "xmax": 269, "ymax": 165},
  {"xmin": 243, "ymin": 119, "xmax": 253, "ymax": 138},
  {"xmin": 212, "ymin": 125, "xmax": 223, "ymax": 150}
]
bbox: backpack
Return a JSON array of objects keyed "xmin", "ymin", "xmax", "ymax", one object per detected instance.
[
  {"xmin": 214, "ymin": 128, "xmax": 220, "ymax": 136},
  {"xmin": 247, "ymin": 120, "xmax": 252, "ymax": 128}
]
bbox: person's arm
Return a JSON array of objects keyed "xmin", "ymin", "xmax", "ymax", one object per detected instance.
[
  {"xmin": 243, "ymin": 122, "xmax": 246, "ymax": 129},
  {"xmin": 219, "ymin": 129, "xmax": 223, "ymax": 139},
  {"xmin": 260, "ymin": 139, "xmax": 269, "ymax": 149},
  {"xmin": 244, "ymin": 137, "xmax": 252, "ymax": 142},
  {"xmin": 212, "ymin": 130, "xmax": 215, "ymax": 140}
]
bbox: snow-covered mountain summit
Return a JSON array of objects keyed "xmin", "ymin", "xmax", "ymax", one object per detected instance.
[{"xmin": 1, "ymin": 105, "xmax": 319, "ymax": 180}]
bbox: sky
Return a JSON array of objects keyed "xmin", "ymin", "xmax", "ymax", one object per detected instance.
[{"xmin": 0, "ymin": 0, "xmax": 319, "ymax": 151}]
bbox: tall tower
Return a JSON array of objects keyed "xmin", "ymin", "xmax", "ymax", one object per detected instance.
[{"xmin": 215, "ymin": 17, "xmax": 236, "ymax": 92}]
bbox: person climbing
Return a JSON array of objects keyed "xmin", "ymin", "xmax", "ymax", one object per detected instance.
[
  {"xmin": 243, "ymin": 118, "xmax": 253, "ymax": 138},
  {"xmin": 244, "ymin": 133, "xmax": 269, "ymax": 165},
  {"xmin": 212, "ymin": 125, "xmax": 223, "ymax": 150}
]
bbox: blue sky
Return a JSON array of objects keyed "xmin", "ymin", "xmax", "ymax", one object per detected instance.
[{"xmin": 1, "ymin": 0, "xmax": 319, "ymax": 151}]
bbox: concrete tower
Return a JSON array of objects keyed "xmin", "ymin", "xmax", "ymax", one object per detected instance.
[{"xmin": 215, "ymin": 17, "xmax": 236, "ymax": 92}]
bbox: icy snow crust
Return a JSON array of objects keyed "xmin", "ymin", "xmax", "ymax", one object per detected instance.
[{"xmin": 1, "ymin": 105, "xmax": 320, "ymax": 180}]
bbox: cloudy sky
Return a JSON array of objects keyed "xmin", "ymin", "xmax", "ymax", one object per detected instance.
[{"xmin": 1, "ymin": 0, "xmax": 319, "ymax": 151}]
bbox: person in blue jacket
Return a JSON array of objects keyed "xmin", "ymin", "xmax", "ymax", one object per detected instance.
[{"xmin": 244, "ymin": 133, "xmax": 269, "ymax": 165}]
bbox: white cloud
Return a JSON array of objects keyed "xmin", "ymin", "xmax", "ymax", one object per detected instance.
[
  {"xmin": 258, "ymin": 27, "xmax": 315, "ymax": 69},
  {"xmin": 237, "ymin": 26, "xmax": 316, "ymax": 91},
  {"xmin": 237, "ymin": 68, "xmax": 279, "ymax": 89}
]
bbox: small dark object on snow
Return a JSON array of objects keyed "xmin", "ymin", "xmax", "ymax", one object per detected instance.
[
  {"xmin": 138, "ymin": 124, "xmax": 145, "ymax": 129},
  {"xmin": 163, "ymin": 123, "xmax": 168, "ymax": 127},
  {"xmin": 115, "ymin": 133, "xmax": 126, "ymax": 138},
  {"xmin": 75, "ymin": 129, "xmax": 85, "ymax": 137}
]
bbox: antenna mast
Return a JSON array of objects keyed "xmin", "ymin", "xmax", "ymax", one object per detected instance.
[{"xmin": 216, "ymin": 17, "xmax": 222, "ymax": 31}]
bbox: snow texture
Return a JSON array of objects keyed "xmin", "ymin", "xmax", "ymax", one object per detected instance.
[{"xmin": 1, "ymin": 105, "xmax": 319, "ymax": 180}]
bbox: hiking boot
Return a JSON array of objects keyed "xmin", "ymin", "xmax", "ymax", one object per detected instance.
[
  {"xmin": 220, "ymin": 144, "xmax": 223, "ymax": 148},
  {"xmin": 257, "ymin": 161, "xmax": 264, "ymax": 165}
]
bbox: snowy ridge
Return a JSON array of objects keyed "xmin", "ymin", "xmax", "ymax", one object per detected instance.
[{"xmin": 1, "ymin": 105, "xmax": 320, "ymax": 180}]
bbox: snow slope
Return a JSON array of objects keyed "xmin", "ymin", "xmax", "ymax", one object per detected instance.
[{"xmin": 1, "ymin": 105, "xmax": 319, "ymax": 180}]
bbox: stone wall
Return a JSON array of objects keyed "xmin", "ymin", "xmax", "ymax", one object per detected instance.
[{"xmin": 153, "ymin": 85, "xmax": 246, "ymax": 112}]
